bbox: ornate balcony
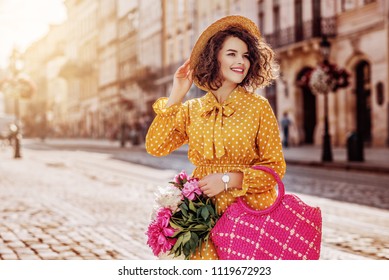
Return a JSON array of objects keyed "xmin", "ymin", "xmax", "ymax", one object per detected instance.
[{"xmin": 264, "ymin": 17, "xmax": 336, "ymax": 49}]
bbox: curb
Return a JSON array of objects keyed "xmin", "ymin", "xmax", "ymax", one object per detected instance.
[
  {"xmin": 285, "ymin": 159, "xmax": 389, "ymax": 174},
  {"xmin": 25, "ymin": 140, "xmax": 389, "ymax": 174}
]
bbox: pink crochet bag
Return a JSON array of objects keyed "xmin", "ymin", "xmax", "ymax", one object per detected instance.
[{"xmin": 211, "ymin": 166, "xmax": 322, "ymax": 260}]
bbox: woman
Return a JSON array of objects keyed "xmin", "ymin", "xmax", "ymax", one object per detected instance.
[{"xmin": 146, "ymin": 15, "xmax": 286, "ymax": 259}]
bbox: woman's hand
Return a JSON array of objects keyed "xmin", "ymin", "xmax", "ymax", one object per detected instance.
[
  {"xmin": 199, "ymin": 172, "xmax": 243, "ymax": 197},
  {"xmin": 166, "ymin": 59, "xmax": 193, "ymax": 107}
]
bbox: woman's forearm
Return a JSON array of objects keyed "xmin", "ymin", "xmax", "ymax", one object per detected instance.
[{"xmin": 226, "ymin": 172, "xmax": 243, "ymax": 190}]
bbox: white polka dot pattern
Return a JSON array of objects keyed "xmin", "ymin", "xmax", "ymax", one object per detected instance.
[{"xmin": 145, "ymin": 86, "xmax": 287, "ymax": 259}]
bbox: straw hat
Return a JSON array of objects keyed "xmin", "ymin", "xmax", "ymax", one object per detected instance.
[{"xmin": 190, "ymin": 15, "xmax": 262, "ymax": 90}]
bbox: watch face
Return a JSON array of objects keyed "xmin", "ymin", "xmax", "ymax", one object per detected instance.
[{"xmin": 222, "ymin": 174, "xmax": 230, "ymax": 183}]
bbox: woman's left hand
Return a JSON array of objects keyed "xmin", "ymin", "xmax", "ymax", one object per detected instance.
[
  {"xmin": 198, "ymin": 173, "xmax": 225, "ymax": 197},
  {"xmin": 198, "ymin": 172, "xmax": 243, "ymax": 197}
]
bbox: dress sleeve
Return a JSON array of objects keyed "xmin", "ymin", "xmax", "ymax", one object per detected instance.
[
  {"xmin": 145, "ymin": 97, "xmax": 189, "ymax": 157},
  {"xmin": 230, "ymin": 99, "xmax": 286, "ymax": 197}
]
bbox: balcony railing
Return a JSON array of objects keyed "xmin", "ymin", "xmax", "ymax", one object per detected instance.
[{"xmin": 264, "ymin": 17, "xmax": 336, "ymax": 49}]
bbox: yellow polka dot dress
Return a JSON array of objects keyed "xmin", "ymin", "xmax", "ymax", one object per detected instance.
[{"xmin": 146, "ymin": 86, "xmax": 286, "ymax": 260}]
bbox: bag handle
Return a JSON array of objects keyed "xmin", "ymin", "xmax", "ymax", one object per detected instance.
[{"xmin": 236, "ymin": 166, "xmax": 285, "ymax": 215}]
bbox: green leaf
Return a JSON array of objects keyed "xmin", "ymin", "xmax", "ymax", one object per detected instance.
[
  {"xmin": 196, "ymin": 207, "xmax": 202, "ymax": 219},
  {"xmin": 183, "ymin": 242, "xmax": 191, "ymax": 258},
  {"xmin": 171, "ymin": 234, "xmax": 184, "ymax": 253},
  {"xmin": 180, "ymin": 205, "xmax": 188, "ymax": 217},
  {"xmin": 170, "ymin": 230, "xmax": 182, "ymax": 238},
  {"xmin": 201, "ymin": 206, "xmax": 209, "ymax": 221},
  {"xmin": 196, "ymin": 199, "xmax": 205, "ymax": 207},
  {"xmin": 188, "ymin": 238, "xmax": 195, "ymax": 251},
  {"xmin": 174, "ymin": 248, "xmax": 181, "ymax": 258},
  {"xmin": 188, "ymin": 200, "xmax": 196, "ymax": 212},
  {"xmin": 181, "ymin": 202, "xmax": 188, "ymax": 210},
  {"xmin": 169, "ymin": 221, "xmax": 182, "ymax": 230},
  {"xmin": 207, "ymin": 204, "xmax": 216, "ymax": 217},
  {"xmin": 182, "ymin": 231, "xmax": 191, "ymax": 244},
  {"xmin": 191, "ymin": 224, "xmax": 208, "ymax": 231},
  {"xmin": 191, "ymin": 232, "xmax": 199, "ymax": 245}
]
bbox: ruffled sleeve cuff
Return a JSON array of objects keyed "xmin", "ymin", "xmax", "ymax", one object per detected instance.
[
  {"xmin": 229, "ymin": 167, "xmax": 277, "ymax": 198},
  {"xmin": 152, "ymin": 97, "xmax": 181, "ymax": 116},
  {"xmin": 229, "ymin": 167, "xmax": 251, "ymax": 197},
  {"xmin": 230, "ymin": 185, "xmax": 248, "ymax": 197}
]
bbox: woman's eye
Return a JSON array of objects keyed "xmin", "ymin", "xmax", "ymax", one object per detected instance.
[{"xmin": 227, "ymin": 53, "xmax": 235, "ymax": 56}]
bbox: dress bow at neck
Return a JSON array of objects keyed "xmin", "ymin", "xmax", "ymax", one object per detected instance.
[{"xmin": 200, "ymin": 95, "xmax": 235, "ymax": 160}]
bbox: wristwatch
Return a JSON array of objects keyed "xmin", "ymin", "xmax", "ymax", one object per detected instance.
[{"xmin": 221, "ymin": 173, "xmax": 230, "ymax": 192}]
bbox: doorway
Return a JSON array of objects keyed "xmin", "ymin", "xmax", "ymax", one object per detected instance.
[
  {"xmin": 302, "ymin": 86, "xmax": 317, "ymax": 143},
  {"xmin": 355, "ymin": 60, "xmax": 372, "ymax": 144},
  {"xmin": 297, "ymin": 68, "xmax": 317, "ymax": 144}
]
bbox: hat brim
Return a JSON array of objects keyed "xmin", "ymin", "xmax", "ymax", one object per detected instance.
[{"xmin": 189, "ymin": 15, "xmax": 262, "ymax": 91}]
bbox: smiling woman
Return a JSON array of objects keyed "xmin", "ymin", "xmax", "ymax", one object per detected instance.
[
  {"xmin": 0, "ymin": 0, "xmax": 67, "ymax": 68},
  {"xmin": 145, "ymin": 15, "xmax": 286, "ymax": 260}
]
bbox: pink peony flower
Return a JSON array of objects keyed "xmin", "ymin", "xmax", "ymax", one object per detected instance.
[
  {"xmin": 156, "ymin": 208, "xmax": 173, "ymax": 227},
  {"xmin": 162, "ymin": 226, "xmax": 175, "ymax": 237},
  {"xmin": 182, "ymin": 179, "xmax": 202, "ymax": 200},
  {"xmin": 146, "ymin": 220, "xmax": 176, "ymax": 256},
  {"xmin": 174, "ymin": 170, "xmax": 188, "ymax": 184},
  {"xmin": 146, "ymin": 208, "xmax": 177, "ymax": 256}
]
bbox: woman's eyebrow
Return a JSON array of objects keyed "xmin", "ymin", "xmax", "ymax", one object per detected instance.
[{"xmin": 226, "ymin": 49, "xmax": 249, "ymax": 54}]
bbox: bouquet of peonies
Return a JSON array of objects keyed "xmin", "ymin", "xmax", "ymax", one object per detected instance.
[{"xmin": 146, "ymin": 171, "xmax": 219, "ymax": 259}]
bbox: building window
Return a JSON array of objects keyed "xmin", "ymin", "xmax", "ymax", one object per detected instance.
[
  {"xmin": 312, "ymin": 0, "xmax": 321, "ymax": 37},
  {"xmin": 259, "ymin": 12, "xmax": 264, "ymax": 32},
  {"xmin": 341, "ymin": 0, "xmax": 356, "ymax": 12},
  {"xmin": 376, "ymin": 82, "xmax": 384, "ymax": 106},
  {"xmin": 294, "ymin": 0, "xmax": 303, "ymax": 41},
  {"xmin": 273, "ymin": 4, "xmax": 280, "ymax": 41}
]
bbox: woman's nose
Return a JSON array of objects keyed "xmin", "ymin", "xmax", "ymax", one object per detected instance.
[{"xmin": 236, "ymin": 55, "xmax": 245, "ymax": 64}]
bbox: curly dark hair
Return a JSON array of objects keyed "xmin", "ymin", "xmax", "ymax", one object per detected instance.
[{"xmin": 193, "ymin": 26, "xmax": 278, "ymax": 91}]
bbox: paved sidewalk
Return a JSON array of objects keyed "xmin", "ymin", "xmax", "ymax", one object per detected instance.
[
  {"xmin": 283, "ymin": 145, "xmax": 389, "ymax": 174},
  {"xmin": 23, "ymin": 138, "xmax": 389, "ymax": 174}
]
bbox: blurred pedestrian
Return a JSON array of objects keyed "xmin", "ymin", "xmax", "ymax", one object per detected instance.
[
  {"xmin": 140, "ymin": 113, "xmax": 152, "ymax": 143},
  {"xmin": 145, "ymin": 15, "xmax": 286, "ymax": 259},
  {"xmin": 119, "ymin": 122, "xmax": 128, "ymax": 147},
  {"xmin": 281, "ymin": 112, "xmax": 292, "ymax": 148}
]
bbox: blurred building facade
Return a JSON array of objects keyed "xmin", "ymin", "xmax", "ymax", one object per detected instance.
[
  {"xmin": 98, "ymin": 0, "xmax": 117, "ymax": 139},
  {"xmin": 268, "ymin": 0, "xmax": 389, "ymax": 147},
  {"xmin": 5, "ymin": 0, "xmax": 388, "ymax": 148}
]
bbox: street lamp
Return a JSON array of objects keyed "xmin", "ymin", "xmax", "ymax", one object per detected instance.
[
  {"xmin": 9, "ymin": 48, "xmax": 24, "ymax": 158},
  {"xmin": 319, "ymin": 36, "xmax": 333, "ymax": 162},
  {"xmin": 0, "ymin": 48, "xmax": 35, "ymax": 158},
  {"xmin": 306, "ymin": 37, "xmax": 350, "ymax": 162},
  {"xmin": 319, "ymin": 36, "xmax": 331, "ymax": 62}
]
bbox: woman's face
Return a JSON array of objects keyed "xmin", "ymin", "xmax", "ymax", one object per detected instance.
[{"xmin": 217, "ymin": 36, "xmax": 250, "ymax": 88}]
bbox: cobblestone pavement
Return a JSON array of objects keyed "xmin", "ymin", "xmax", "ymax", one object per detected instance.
[
  {"xmin": 0, "ymin": 148, "xmax": 173, "ymax": 260},
  {"xmin": 1, "ymin": 146, "xmax": 389, "ymax": 260}
]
